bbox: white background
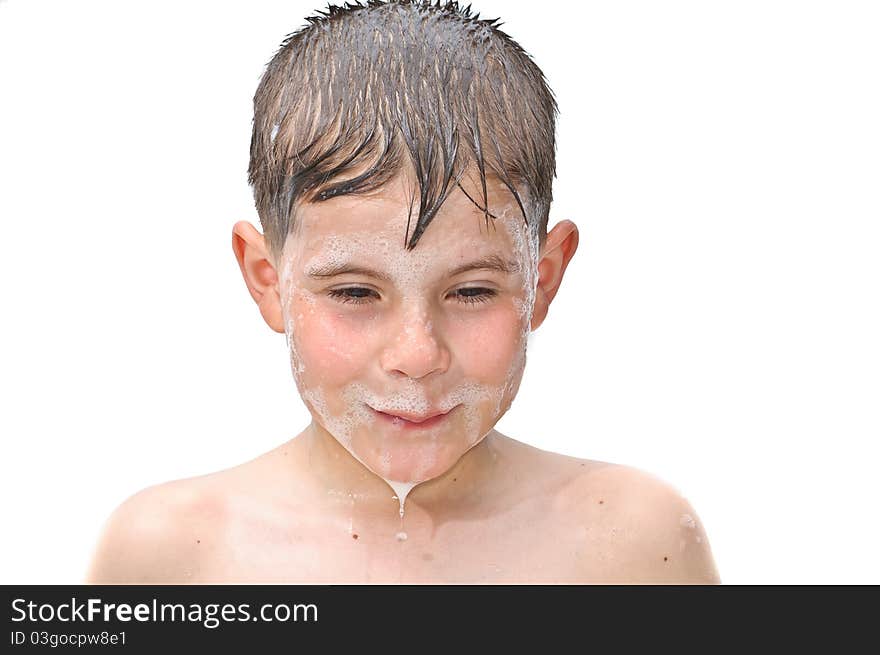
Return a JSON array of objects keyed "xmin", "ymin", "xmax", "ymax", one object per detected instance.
[{"xmin": 1, "ymin": 0, "xmax": 878, "ymax": 584}]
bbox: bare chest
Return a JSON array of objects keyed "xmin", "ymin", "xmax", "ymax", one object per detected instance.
[{"xmin": 194, "ymin": 497, "xmax": 621, "ymax": 584}]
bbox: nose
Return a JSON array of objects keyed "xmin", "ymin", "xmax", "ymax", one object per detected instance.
[{"xmin": 379, "ymin": 307, "xmax": 450, "ymax": 380}]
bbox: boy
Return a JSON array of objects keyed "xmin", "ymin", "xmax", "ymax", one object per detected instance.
[{"xmin": 87, "ymin": 0, "xmax": 720, "ymax": 584}]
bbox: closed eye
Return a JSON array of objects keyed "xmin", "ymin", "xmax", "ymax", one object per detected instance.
[
  {"xmin": 451, "ymin": 287, "xmax": 497, "ymax": 304},
  {"xmin": 327, "ymin": 287, "xmax": 378, "ymax": 305},
  {"xmin": 326, "ymin": 287, "xmax": 497, "ymax": 306}
]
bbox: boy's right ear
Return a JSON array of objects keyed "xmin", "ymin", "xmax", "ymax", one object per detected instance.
[{"xmin": 231, "ymin": 221, "xmax": 285, "ymax": 333}]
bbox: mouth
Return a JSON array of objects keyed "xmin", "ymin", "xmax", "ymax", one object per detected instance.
[{"xmin": 369, "ymin": 406, "xmax": 456, "ymax": 430}]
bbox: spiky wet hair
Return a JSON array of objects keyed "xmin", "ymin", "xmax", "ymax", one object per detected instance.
[{"xmin": 248, "ymin": 0, "xmax": 558, "ymax": 260}]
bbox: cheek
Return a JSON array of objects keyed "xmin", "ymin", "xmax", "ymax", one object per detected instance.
[
  {"xmin": 292, "ymin": 303, "xmax": 373, "ymax": 380},
  {"xmin": 451, "ymin": 305, "xmax": 525, "ymax": 380}
]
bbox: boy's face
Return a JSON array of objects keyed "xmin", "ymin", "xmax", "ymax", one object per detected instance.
[{"xmin": 276, "ymin": 172, "xmax": 541, "ymax": 484}]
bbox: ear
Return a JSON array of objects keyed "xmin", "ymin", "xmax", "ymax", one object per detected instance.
[
  {"xmin": 530, "ymin": 220, "xmax": 579, "ymax": 331},
  {"xmin": 231, "ymin": 221, "xmax": 285, "ymax": 333}
]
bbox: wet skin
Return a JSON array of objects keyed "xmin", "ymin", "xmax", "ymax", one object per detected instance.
[{"xmin": 85, "ymin": 172, "xmax": 721, "ymax": 583}]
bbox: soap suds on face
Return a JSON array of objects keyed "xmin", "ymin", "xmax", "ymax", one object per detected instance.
[
  {"xmin": 498, "ymin": 206, "xmax": 541, "ymax": 327},
  {"xmin": 298, "ymin": 376, "xmax": 511, "ymax": 516},
  {"xmin": 274, "ymin": 178, "xmax": 542, "ymax": 527}
]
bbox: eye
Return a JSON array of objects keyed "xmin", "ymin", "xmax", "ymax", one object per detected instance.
[
  {"xmin": 327, "ymin": 286, "xmax": 497, "ymax": 306},
  {"xmin": 451, "ymin": 287, "xmax": 497, "ymax": 305},
  {"xmin": 327, "ymin": 287, "xmax": 379, "ymax": 305}
]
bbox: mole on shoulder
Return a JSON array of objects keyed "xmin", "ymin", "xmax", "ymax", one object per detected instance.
[
  {"xmin": 196, "ymin": 539, "xmax": 201, "ymax": 544},
  {"xmin": 663, "ymin": 556, "xmax": 668, "ymax": 562},
  {"xmin": 599, "ymin": 500, "xmax": 604, "ymax": 504},
  {"xmin": 352, "ymin": 534, "xmax": 359, "ymax": 540}
]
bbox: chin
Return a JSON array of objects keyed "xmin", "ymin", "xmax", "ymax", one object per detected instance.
[{"xmin": 356, "ymin": 436, "xmax": 468, "ymax": 484}]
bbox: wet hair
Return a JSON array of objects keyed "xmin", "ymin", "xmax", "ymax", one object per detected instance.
[{"xmin": 248, "ymin": 0, "xmax": 558, "ymax": 260}]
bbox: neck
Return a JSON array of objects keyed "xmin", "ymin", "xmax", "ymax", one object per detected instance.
[{"xmin": 294, "ymin": 419, "xmax": 503, "ymax": 526}]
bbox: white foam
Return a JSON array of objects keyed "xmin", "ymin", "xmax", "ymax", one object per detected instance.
[{"xmin": 387, "ymin": 480, "xmax": 417, "ymax": 518}]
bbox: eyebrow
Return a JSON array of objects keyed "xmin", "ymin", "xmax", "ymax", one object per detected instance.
[{"xmin": 305, "ymin": 254, "xmax": 520, "ymax": 282}]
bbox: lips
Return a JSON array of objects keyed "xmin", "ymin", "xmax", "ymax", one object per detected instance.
[
  {"xmin": 370, "ymin": 406, "xmax": 454, "ymax": 428},
  {"xmin": 379, "ymin": 409, "xmax": 447, "ymax": 423}
]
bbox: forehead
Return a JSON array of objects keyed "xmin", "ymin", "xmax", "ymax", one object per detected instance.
[{"xmin": 290, "ymin": 172, "xmax": 526, "ymax": 263}]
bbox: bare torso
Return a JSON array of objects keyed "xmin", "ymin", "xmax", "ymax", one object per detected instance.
[
  {"xmin": 87, "ymin": 430, "xmax": 719, "ymax": 584},
  {"xmin": 152, "ymin": 432, "xmax": 638, "ymax": 584}
]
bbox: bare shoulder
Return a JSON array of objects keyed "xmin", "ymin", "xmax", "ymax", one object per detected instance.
[
  {"xmin": 584, "ymin": 464, "xmax": 721, "ymax": 584},
  {"xmin": 85, "ymin": 474, "xmax": 233, "ymax": 584},
  {"xmin": 84, "ymin": 439, "xmax": 309, "ymax": 583},
  {"xmin": 540, "ymin": 455, "xmax": 721, "ymax": 584}
]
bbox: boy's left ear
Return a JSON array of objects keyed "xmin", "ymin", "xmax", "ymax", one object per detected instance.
[{"xmin": 530, "ymin": 220, "xmax": 579, "ymax": 331}]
